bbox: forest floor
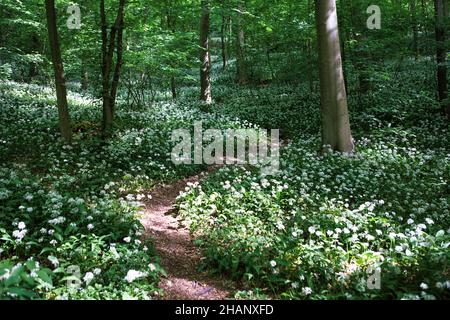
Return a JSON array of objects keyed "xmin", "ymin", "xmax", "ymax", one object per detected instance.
[{"xmin": 140, "ymin": 168, "xmax": 238, "ymax": 300}]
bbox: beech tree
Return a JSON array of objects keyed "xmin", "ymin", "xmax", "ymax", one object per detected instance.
[
  {"xmin": 315, "ymin": 0, "xmax": 354, "ymax": 153},
  {"xmin": 44, "ymin": 0, "xmax": 72, "ymax": 144},
  {"xmin": 199, "ymin": 0, "xmax": 212, "ymax": 103}
]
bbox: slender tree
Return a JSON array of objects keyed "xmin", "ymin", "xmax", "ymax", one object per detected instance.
[
  {"xmin": 236, "ymin": 0, "xmax": 248, "ymax": 84},
  {"xmin": 200, "ymin": 0, "xmax": 212, "ymax": 103},
  {"xmin": 165, "ymin": 0, "xmax": 177, "ymax": 99},
  {"xmin": 410, "ymin": 0, "xmax": 420, "ymax": 60},
  {"xmin": 315, "ymin": 0, "xmax": 354, "ymax": 153},
  {"xmin": 221, "ymin": 3, "xmax": 228, "ymax": 70},
  {"xmin": 434, "ymin": 0, "xmax": 449, "ymax": 117},
  {"xmin": 100, "ymin": 0, "xmax": 126, "ymax": 136},
  {"xmin": 434, "ymin": 0, "xmax": 447, "ymax": 102},
  {"xmin": 45, "ymin": 0, "xmax": 72, "ymax": 144}
]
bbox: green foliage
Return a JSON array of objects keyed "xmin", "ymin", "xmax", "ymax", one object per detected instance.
[{"xmin": 176, "ymin": 61, "xmax": 450, "ymax": 300}]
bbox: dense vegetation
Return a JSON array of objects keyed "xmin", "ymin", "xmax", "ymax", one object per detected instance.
[{"xmin": 0, "ymin": 0, "xmax": 449, "ymax": 300}]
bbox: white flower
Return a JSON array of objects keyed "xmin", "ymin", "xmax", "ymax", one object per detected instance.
[
  {"xmin": 124, "ymin": 270, "xmax": 146, "ymax": 283},
  {"xmin": 420, "ymin": 283, "xmax": 428, "ymax": 290},
  {"xmin": 308, "ymin": 226, "xmax": 316, "ymax": 234},
  {"xmin": 270, "ymin": 260, "xmax": 277, "ymax": 267},
  {"xmin": 12, "ymin": 229, "xmax": 27, "ymax": 241},
  {"xmin": 149, "ymin": 263, "xmax": 156, "ymax": 272},
  {"xmin": 123, "ymin": 237, "xmax": 131, "ymax": 243},
  {"xmin": 276, "ymin": 221, "xmax": 285, "ymax": 230},
  {"xmin": 18, "ymin": 222, "xmax": 26, "ymax": 230},
  {"xmin": 425, "ymin": 218, "xmax": 434, "ymax": 225},
  {"xmin": 302, "ymin": 287, "xmax": 312, "ymax": 296},
  {"xmin": 110, "ymin": 246, "xmax": 120, "ymax": 259},
  {"xmin": 291, "ymin": 282, "xmax": 299, "ymax": 289},
  {"xmin": 84, "ymin": 272, "xmax": 94, "ymax": 284},
  {"xmin": 47, "ymin": 255, "xmax": 59, "ymax": 267},
  {"xmin": 87, "ymin": 224, "xmax": 94, "ymax": 230}
]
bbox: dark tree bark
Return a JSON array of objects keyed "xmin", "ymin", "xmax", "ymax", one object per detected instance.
[
  {"xmin": 200, "ymin": 0, "xmax": 212, "ymax": 103},
  {"xmin": 315, "ymin": 0, "xmax": 354, "ymax": 153},
  {"xmin": 434, "ymin": 0, "xmax": 449, "ymax": 117},
  {"xmin": 100, "ymin": 0, "xmax": 126, "ymax": 136},
  {"xmin": 45, "ymin": 0, "xmax": 72, "ymax": 144}
]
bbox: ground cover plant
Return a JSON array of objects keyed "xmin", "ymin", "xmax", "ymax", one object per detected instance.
[{"xmin": 0, "ymin": 0, "xmax": 449, "ymax": 302}]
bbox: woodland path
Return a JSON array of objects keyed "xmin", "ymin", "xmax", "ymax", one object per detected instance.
[{"xmin": 140, "ymin": 169, "xmax": 238, "ymax": 300}]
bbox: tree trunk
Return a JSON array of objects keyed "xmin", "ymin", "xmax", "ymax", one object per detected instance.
[
  {"xmin": 200, "ymin": 0, "xmax": 212, "ymax": 103},
  {"xmin": 315, "ymin": 0, "xmax": 354, "ymax": 153},
  {"xmin": 100, "ymin": 0, "xmax": 126, "ymax": 136},
  {"xmin": 236, "ymin": 0, "xmax": 248, "ymax": 84},
  {"xmin": 81, "ymin": 62, "xmax": 88, "ymax": 91},
  {"xmin": 434, "ymin": 0, "xmax": 449, "ymax": 117},
  {"xmin": 165, "ymin": 2, "xmax": 177, "ymax": 100},
  {"xmin": 221, "ymin": 8, "xmax": 227, "ymax": 70},
  {"xmin": 45, "ymin": 0, "xmax": 72, "ymax": 144},
  {"xmin": 410, "ymin": 0, "xmax": 420, "ymax": 60},
  {"xmin": 307, "ymin": 38, "xmax": 314, "ymax": 93},
  {"xmin": 171, "ymin": 77, "xmax": 177, "ymax": 99}
]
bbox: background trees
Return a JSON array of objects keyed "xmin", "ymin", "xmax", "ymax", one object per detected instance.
[{"xmin": 0, "ymin": 0, "xmax": 448, "ymax": 142}]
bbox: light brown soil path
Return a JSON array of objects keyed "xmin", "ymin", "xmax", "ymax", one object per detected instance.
[{"xmin": 140, "ymin": 170, "xmax": 238, "ymax": 300}]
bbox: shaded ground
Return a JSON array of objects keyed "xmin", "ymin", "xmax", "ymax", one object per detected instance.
[{"xmin": 140, "ymin": 170, "xmax": 238, "ymax": 300}]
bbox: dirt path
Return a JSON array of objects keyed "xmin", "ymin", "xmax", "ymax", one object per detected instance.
[{"xmin": 140, "ymin": 170, "xmax": 237, "ymax": 300}]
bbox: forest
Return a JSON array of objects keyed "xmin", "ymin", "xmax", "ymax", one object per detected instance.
[{"xmin": 0, "ymin": 0, "xmax": 449, "ymax": 302}]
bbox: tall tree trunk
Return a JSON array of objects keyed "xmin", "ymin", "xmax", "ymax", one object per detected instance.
[
  {"xmin": 221, "ymin": 8, "xmax": 227, "ymax": 70},
  {"xmin": 315, "ymin": 0, "xmax": 354, "ymax": 153},
  {"xmin": 307, "ymin": 38, "xmax": 314, "ymax": 93},
  {"xmin": 236, "ymin": 0, "xmax": 248, "ymax": 84},
  {"xmin": 200, "ymin": 0, "xmax": 212, "ymax": 103},
  {"xmin": 100, "ymin": 0, "xmax": 126, "ymax": 136},
  {"xmin": 171, "ymin": 77, "xmax": 177, "ymax": 99},
  {"xmin": 81, "ymin": 61, "xmax": 88, "ymax": 92},
  {"xmin": 434, "ymin": 0, "xmax": 449, "ymax": 117},
  {"xmin": 45, "ymin": 0, "xmax": 72, "ymax": 144},
  {"xmin": 166, "ymin": 1, "xmax": 177, "ymax": 100},
  {"xmin": 444, "ymin": 0, "xmax": 449, "ymax": 117},
  {"xmin": 410, "ymin": 0, "xmax": 420, "ymax": 60}
]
